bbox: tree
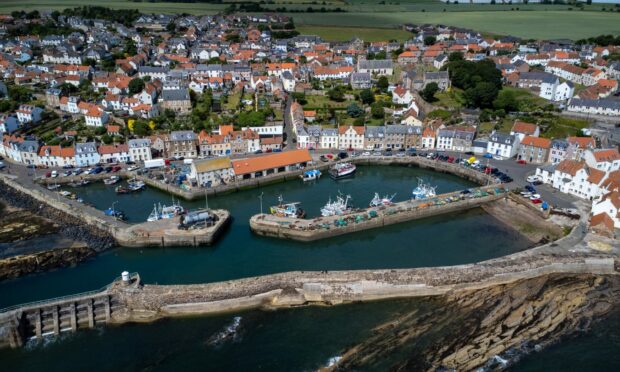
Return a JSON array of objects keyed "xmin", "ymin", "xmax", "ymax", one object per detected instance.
[
  {"xmin": 327, "ymin": 88, "xmax": 345, "ymax": 102},
  {"xmin": 123, "ymin": 39, "xmax": 137, "ymax": 57},
  {"xmin": 100, "ymin": 134, "xmax": 113, "ymax": 145},
  {"xmin": 424, "ymin": 36, "xmax": 436, "ymax": 46},
  {"xmin": 128, "ymin": 78, "xmax": 144, "ymax": 95},
  {"xmin": 370, "ymin": 102, "xmax": 385, "ymax": 119},
  {"xmin": 420, "ymin": 82, "xmax": 439, "ymax": 102},
  {"xmin": 493, "ymin": 89, "xmax": 519, "ymax": 112},
  {"xmin": 359, "ymin": 89, "xmax": 375, "ymax": 105},
  {"xmin": 464, "ymin": 82, "xmax": 499, "ymax": 109},
  {"xmin": 376, "ymin": 76, "xmax": 389, "ymax": 93},
  {"xmin": 347, "ymin": 103, "xmax": 364, "ymax": 118},
  {"xmin": 132, "ymin": 121, "xmax": 151, "ymax": 137}
]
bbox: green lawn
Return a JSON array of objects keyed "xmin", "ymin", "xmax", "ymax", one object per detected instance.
[
  {"xmin": 303, "ymin": 95, "xmax": 354, "ymax": 109},
  {"xmin": 296, "ymin": 26, "xmax": 412, "ymax": 42},
  {"xmin": 539, "ymin": 116, "xmax": 590, "ymax": 139},
  {"xmin": 502, "ymin": 86, "xmax": 549, "ymax": 111},
  {"xmin": 434, "ymin": 89, "xmax": 464, "ymax": 109},
  {"xmin": 223, "ymin": 92, "xmax": 241, "ymax": 111},
  {"xmin": 479, "ymin": 118, "xmax": 514, "ymax": 135}
]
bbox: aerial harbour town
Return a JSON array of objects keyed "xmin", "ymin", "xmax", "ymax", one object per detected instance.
[{"xmin": 0, "ymin": 1, "xmax": 619, "ymax": 370}]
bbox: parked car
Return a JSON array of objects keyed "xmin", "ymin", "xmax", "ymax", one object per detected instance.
[
  {"xmin": 112, "ymin": 166, "xmax": 121, "ymax": 172},
  {"xmin": 338, "ymin": 152, "xmax": 348, "ymax": 159},
  {"xmin": 493, "ymin": 155, "xmax": 503, "ymax": 161},
  {"xmin": 127, "ymin": 165, "xmax": 140, "ymax": 172},
  {"xmin": 254, "ymin": 149, "xmax": 263, "ymax": 154},
  {"xmin": 516, "ymin": 159, "xmax": 527, "ymax": 164},
  {"xmin": 62, "ymin": 164, "xmax": 74, "ymax": 169},
  {"xmin": 525, "ymin": 185, "xmax": 536, "ymax": 193},
  {"xmin": 51, "ymin": 170, "xmax": 58, "ymax": 178},
  {"xmin": 483, "ymin": 153, "xmax": 493, "ymax": 159},
  {"xmin": 361, "ymin": 151, "xmax": 371, "ymax": 157},
  {"xmin": 526, "ymin": 175, "xmax": 541, "ymax": 183},
  {"xmin": 104, "ymin": 166, "xmax": 113, "ymax": 173},
  {"xmin": 531, "ymin": 198, "xmax": 543, "ymax": 204},
  {"xmin": 73, "ymin": 168, "xmax": 83, "ymax": 176}
]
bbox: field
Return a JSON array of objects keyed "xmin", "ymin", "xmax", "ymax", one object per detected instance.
[
  {"xmin": 296, "ymin": 26, "xmax": 412, "ymax": 42},
  {"xmin": 1, "ymin": 1, "xmax": 619, "ymax": 40},
  {"xmin": 290, "ymin": 11, "xmax": 620, "ymax": 40}
]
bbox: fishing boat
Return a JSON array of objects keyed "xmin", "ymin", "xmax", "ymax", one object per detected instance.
[
  {"xmin": 59, "ymin": 190, "xmax": 72, "ymax": 198},
  {"xmin": 104, "ymin": 206, "xmax": 126, "ymax": 221},
  {"xmin": 47, "ymin": 184, "xmax": 60, "ymax": 190},
  {"xmin": 146, "ymin": 201, "xmax": 186, "ymax": 222},
  {"xmin": 369, "ymin": 193, "xmax": 396, "ymax": 207},
  {"xmin": 270, "ymin": 195, "xmax": 305, "ymax": 218},
  {"xmin": 329, "ymin": 162, "xmax": 356, "ymax": 179},
  {"xmin": 103, "ymin": 175, "xmax": 121, "ymax": 185},
  {"xmin": 320, "ymin": 194, "xmax": 352, "ymax": 217},
  {"xmin": 412, "ymin": 178, "xmax": 437, "ymax": 200},
  {"xmin": 300, "ymin": 169, "xmax": 321, "ymax": 182},
  {"xmin": 128, "ymin": 179, "xmax": 146, "ymax": 191}
]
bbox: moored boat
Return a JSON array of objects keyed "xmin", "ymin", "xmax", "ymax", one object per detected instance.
[
  {"xmin": 301, "ymin": 169, "xmax": 321, "ymax": 182},
  {"xmin": 103, "ymin": 176, "xmax": 121, "ymax": 185},
  {"xmin": 369, "ymin": 193, "xmax": 396, "ymax": 207},
  {"xmin": 412, "ymin": 178, "xmax": 436, "ymax": 200},
  {"xmin": 104, "ymin": 206, "xmax": 126, "ymax": 221},
  {"xmin": 329, "ymin": 162, "xmax": 356, "ymax": 179},
  {"xmin": 320, "ymin": 194, "xmax": 352, "ymax": 217},
  {"xmin": 270, "ymin": 195, "xmax": 305, "ymax": 218},
  {"xmin": 147, "ymin": 201, "xmax": 186, "ymax": 222}
]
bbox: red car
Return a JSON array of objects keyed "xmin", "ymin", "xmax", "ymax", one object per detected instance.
[
  {"xmin": 531, "ymin": 198, "xmax": 543, "ymax": 204},
  {"xmin": 516, "ymin": 159, "xmax": 527, "ymax": 164}
]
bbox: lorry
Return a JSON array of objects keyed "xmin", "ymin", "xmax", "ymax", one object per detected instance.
[{"xmin": 144, "ymin": 159, "xmax": 166, "ymax": 169}]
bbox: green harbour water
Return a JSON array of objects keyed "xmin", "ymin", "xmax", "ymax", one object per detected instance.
[{"xmin": 1, "ymin": 165, "xmax": 546, "ymax": 370}]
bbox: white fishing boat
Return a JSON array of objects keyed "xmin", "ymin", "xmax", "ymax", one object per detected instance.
[
  {"xmin": 369, "ymin": 193, "xmax": 396, "ymax": 207},
  {"xmin": 147, "ymin": 201, "xmax": 186, "ymax": 222},
  {"xmin": 300, "ymin": 169, "xmax": 321, "ymax": 182},
  {"xmin": 270, "ymin": 195, "xmax": 305, "ymax": 218},
  {"xmin": 320, "ymin": 194, "xmax": 352, "ymax": 217},
  {"xmin": 47, "ymin": 184, "xmax": 60, "ymax": 190},
  {"xmin": 103, "ymin": 175, "xmax": 121, "ymax": 185},
  {"xmin": 412, "ymin": 178, "xmax": 436, "ymax": 200},
  {"xmin": 329, "ymin": 162, "xmax": 356, "ymax": 179}
]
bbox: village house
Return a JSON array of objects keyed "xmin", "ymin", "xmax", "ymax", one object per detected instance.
[
  {"xmin": 98, "ymin": 144, "xmax": 129, "ymax": 163},
  {"xmin": 487, "ymin": 131, "xmax": 519, "ymax": 159},
  {"xmin": 189, "ymin": 157, "xmax": 234, "ymax": 188},
  {"xmin": 128, "ymin": 138, "xmax": 152, "ymax": 162},
  {"xmin": 165, "ymin": 130, "xmax": 198, "ymax": 159},
  {"xmin": 338, "ymin": 125, "xmax": 365, "ymax": 150},
  {"xmin": 74, "ymin": 142, "xmax": 100, "ymax": 167},
  {"xmin": 16, "ymin": 104, "xmax": 43, "ymax": 124},
  {"xmin": 421, "ymin": 127, "xmax": 436, "ymax": 149},
  {"xmin": 37, "ymin": 145, "xmax": 75, "ymax": 167},
  {"xmin": 510, "ymin": 121, "xmax": 540, "ymax": 142},
  {"xmin": 161, "ymin": 89, "xmax": 192, "ymax": 114},
  {"xmin": 357, "ymin": 59, "xmax": 393, "ymax": 76},
  {"xmin": 517, "ymin": 136, "xmax": 551, "ymax": 164}
]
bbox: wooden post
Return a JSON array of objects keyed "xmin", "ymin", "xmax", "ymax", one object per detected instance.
[{"xmin": 87, "ymin": 299, "xmax": 95, "ymax": 328}]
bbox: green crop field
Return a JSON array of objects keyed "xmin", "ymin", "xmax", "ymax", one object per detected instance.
[
  {"xmin": 296, "ymin": 26, "xmax": 412, "ymax": 42},
  {"xmin": 1, "ymin": 1, "xmax": 619, "ymax": 40},
  {"xmin": 290, "ymin": 11, "xmax": 620, "ymax": 40}
]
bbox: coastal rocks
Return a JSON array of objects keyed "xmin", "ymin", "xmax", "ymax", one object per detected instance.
[
  {"xmin": 0, "ymin": 180, "xmax": 115, "ymax": 252},
  {"xmin": 0, "ymin": 246, "xmax": 95, "ymax": 281},
  {"xmin": 332, "ymin": 274, "xmax": 620, "ymax": 371}
]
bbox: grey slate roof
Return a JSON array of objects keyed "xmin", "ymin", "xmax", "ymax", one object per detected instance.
[
  {"xmin": 170, "ymin": 130, "xmax": 197, "ymax": 141},
  {"xmin": 162, "ymin": 89, "xmax": 190, "ymax": 101}
]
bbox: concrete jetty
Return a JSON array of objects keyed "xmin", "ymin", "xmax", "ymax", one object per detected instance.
[{"xmin": 250, "ymin": 186, "xmax": 506, "ymax": 242}]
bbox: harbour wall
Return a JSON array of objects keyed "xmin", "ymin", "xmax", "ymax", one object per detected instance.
[
  {"xmin": 249, "ymin": 186, "xmax": 504, "ymax": 242},
  {"xmin": 38, "ymin": 156, "xmax": 494, "ymax": 201},
  {"xmin": 0, "ymin": 175, "xmax": 229, "ymax": 248},
  {"xmin": 1, "ymin": 253, "xmax": 615, "ymax": 348}
]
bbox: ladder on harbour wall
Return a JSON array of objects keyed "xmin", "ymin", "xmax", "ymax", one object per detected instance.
[{"xmin": 0, "ymin": 273, "xmax": 138, "ymax": 348}]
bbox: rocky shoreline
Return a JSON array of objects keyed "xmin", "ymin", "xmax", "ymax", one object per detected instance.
[
  {"xmin": 331, "ymin": 273, "xmax": 620, "ymax": 371},
  {"xmin": 0, "ymin": 180, "xmax": 114, "ymax": 281},
  {"xmin": 0, "ymin": 180, "xmax": 115, "ymax": 252}
]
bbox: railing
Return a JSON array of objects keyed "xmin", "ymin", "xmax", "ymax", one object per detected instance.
[{"xmin": 0, "ymin": 272, "xmax": 138, "ymax": 314}]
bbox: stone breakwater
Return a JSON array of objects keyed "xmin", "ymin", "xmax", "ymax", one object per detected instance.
[
  {"xmin": 250, "ymin": 186, "xmax": 505, "ymax": 242},
  {"xmin": 0, "ymin": 180, "xmax": 114, "ymax": 252},
  {"xmin": 107, "ymin": 252, "xmax": 616, "ymax": 323},
  {"xmin": 0, "ymin": 246, "xmax": 94, "ymax": 281}
]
